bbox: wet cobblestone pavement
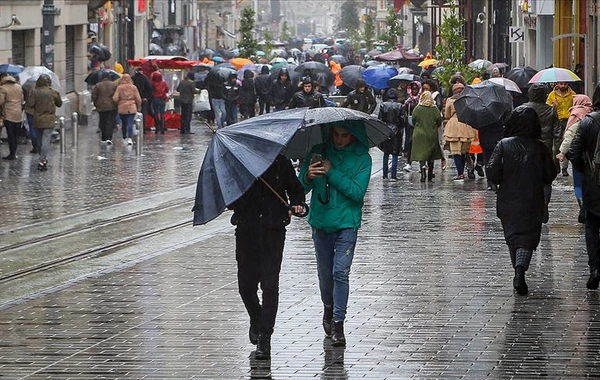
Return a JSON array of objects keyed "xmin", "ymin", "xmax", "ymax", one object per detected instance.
[{"xmin": 0, "ymin": 116, "xmax": 598, "ymax": 379}]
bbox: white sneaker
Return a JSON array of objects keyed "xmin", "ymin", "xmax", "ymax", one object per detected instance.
[
  {"xmin": 403, "ymin": 163, "xmax": 412, "ymax": 172},
  {"xmin": 127, "ymin": 137, "xmax": 133, "ymax": 145},
  {"xmin": 106, "ymin": 140, "xmax": 113, "ymax": 145},
  {"xmin": 100, "ymin": 140, "xmax": 107, "ymax": 144}
]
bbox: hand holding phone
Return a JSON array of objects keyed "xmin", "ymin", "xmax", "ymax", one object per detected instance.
[{"xmin": 310, "ymin": 153, "xmax": 323, "ymax": 165}]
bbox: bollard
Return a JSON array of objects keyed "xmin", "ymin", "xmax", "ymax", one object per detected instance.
[
  {"xmin": 71, "ymin": 112, "xmax": 78, "ymax": 147},
  {"xmin": 135, "ymin": 112, "xmax": 143, "ymax": 156},
  {"xmin": 59, "ymin": 116, "xmax": 65, "ymax": 154}
]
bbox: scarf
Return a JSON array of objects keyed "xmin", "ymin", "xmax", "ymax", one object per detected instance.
[
  {"xmin": 567, "ymin": 94, "xmax": 593, "ymax": 129},
  {"xmin": 419, "ymin": 91, "xmax": 435, "ymax": 107}
]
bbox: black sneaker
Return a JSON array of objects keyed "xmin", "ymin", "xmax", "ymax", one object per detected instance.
[
  {"xmin": 323, "ymin": 305, "xmax": 333, "ymax": 337},
  {"xmin": 249, "ymin": 319, "xmax": 259, "ymax": 345},
  {"xmin": 475, "ymin": 165, "xmax": 485, "ymax": 177},
  {"xmin": 562, "ymin": 168, "xmax": 570, "ymax": 177},
  {"xmin": 587, "ymin": 269, "xmax": 600, "ymax": 290},
  {"xmin": 331, "ymin": 321, "xmax": 346, "ymax": 347},
  {"xmin": 255, "ymin": 335, "xmax": 271, "ymax": 360},
  {"xmin": 467, "ymin": 169, "xmax": 475, "ymax": 179}
]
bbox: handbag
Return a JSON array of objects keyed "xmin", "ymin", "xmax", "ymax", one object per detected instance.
[{"xmin": 193, "ymin": 89, "xmax": 211, "ymax": 112}]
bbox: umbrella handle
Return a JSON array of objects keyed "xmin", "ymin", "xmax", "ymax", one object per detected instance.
[
  {"xmin": 291, "ymin": 202, "xmax": 309, "ymax": 218},
  {"xmin": 318, "ymin": 182, "xmax": 330, "ymax": 204}
]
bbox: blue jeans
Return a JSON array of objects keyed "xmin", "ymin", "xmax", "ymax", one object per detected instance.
[
  {"xmin": 120, "ymin": 114, "xmax": 135, "ymax": 139},
  {"xmin": 153, "ymin": 99, "xmax": 166, "ymax": 131},
  {"xmin": 573, "ymin": 166, "xmax": 583, "ymax": 201},
  {"xmin": 225, "ymin": 102, "xmax": 238, "ymax": 126},
  {"xmin": 383, "ymin": 153, "xmax": 398, "ymax": 178},
  {"xmin": 211, "ymin": 98, "xmax": 226, "ymax": 128},
  {"xmin": 26, "ymin": 113, "xmax": 37, "ymax": 148},
  {"xmin": 312, "ymin": 228, "xmax": 357, "ymax": 322}
]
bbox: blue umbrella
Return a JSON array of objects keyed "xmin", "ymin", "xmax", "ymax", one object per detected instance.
[
  {"xmin": 0, "ymin": 64, "xmax": 24, "ymax": 75},
  {"xmin": 192, "ymin": 107, "xmax": 394, "ymax": 225},
  {"xmin": 362, "ymin": 65, "xmax": 398, "ymax": 90}
]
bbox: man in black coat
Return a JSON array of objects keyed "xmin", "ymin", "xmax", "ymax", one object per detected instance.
[
  {"xmin": 254, "ymin": 65, "xmax": 272, "ymax": 115},
  {"xmin": 487, "ymin": 106, "xmax": 557, "ymax": 295},
  {"xmin": 131, "ymin": 67, "xmax": 153, "ymax": 132},
  {"xmin": 176, "ymin": 71, "xmax": 199, "ymax": 134},
  {"xmin": 341, "ymin": 78, "xmax": 376, "ymax": 114},
  {"xmin": 270, "ymin": 68, "xmax": 295, "ymax": 111},
  {"xmin": 287, "ymin": 77, "xmax": 325, "ymax": 109},
  {"xmin": 567, "ymin": 83, "xmax": 600, "ymax": 290},
  {"xmin": 229, "ymin": 155, "xmax": 306, "ymax": 360}
]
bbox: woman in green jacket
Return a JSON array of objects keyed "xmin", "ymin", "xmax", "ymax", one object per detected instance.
[
  {"xmin": 410, "ymin": 91, "xmax": 444, "ymax": 182},
  {"xmin": 299, "ymin": 121, "xmax": 372, "ymax": 347}
]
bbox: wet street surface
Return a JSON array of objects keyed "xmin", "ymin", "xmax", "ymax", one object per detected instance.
[{"xmin": 0, "ymin": 116, "xmax": 598, "ymax": 379}]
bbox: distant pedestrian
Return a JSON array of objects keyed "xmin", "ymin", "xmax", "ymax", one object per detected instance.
[
  {"xmin": 27, "ymin": 74, "xmax": 62, "ymax": 171},
  {"xmin": 299, "ymin": 122, "xmax": 373, "ymax": 347},
  {"xmin": 410, "ymin": 91, "xmax": 444, "ymax": 182},
  {"xmin": 151, "ymin": 71, "xmax": 169, "ymax": 134},
  {"xmin": 568, "ymin": 83, "xmax": 600, "ymax": 289},
  {"xmin": 487, "ymin": 105, "xmax": 556, "ymax": 295},
  {"xmin": 223, "ymin": 72, "xmax": 240, "ymax": 126},
  {"xmin": 270, "ymin": 68, "xmax": 294, "ymax": 112},
  {"xmin": 547, "ymin": 82, "xmax": 575, "ymax": 176},
  {"xmin": 229, "ymin": 155, "xmax": 306, "ymax": 360},
  {"xmin": 0, "ymin": 75, "xmax": 24, "ymax": 160},
  {"xmin": 92, "ymin": 71, "xmax": 118, "ymax": 144},
  {"xmin": 239, "ymin": 70, "xmax": 257, "ymax": 119},
  {"xmin": 377, "ymin": 88, "xmax": 403, "ymax": 180},
  {"xmin": 113, "ymin": 74, "xmax": 142, "ymax": 146},
  {"xmin": 287, "ymin": 77, "xmax": 325, "ymax": 109},
  {"xmin": 403, "ymin": 81, "xmax": 421, "ymax": 172},
  {"xmin": 254, "ymin": 65, "xmax": 272, "ymax": 115},
  {"xmin": 340, "ymin": 79, "xmax": 376, "ymax": 114},
  {"xmin": 21, "ymin": 79, "xmax": 38, "ymax": 153},
  {"xmin": 443, "ymin": 83, "xmax": 476, "ymax": 180},
  {"xmin": 131, "ymin": 66, "xmax": 154, "ymax": 132},
  {"xmin": 177, "ymin": 71, "xmax": 199, "ymax": 134}
]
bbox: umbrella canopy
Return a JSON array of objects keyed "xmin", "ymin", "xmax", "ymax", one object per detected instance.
[
  {"xmin": 468, "ymin": 59, "xmax": 493, "ymax": 70},
  {"xmin": 270, "ymin": 57, "xmax": 287, "ymax": 64},
  {"xmin": 396, "ymin": 67, "xmax": 414, "ymax": 75},
  {"xmin": 229, "ymin": 57, "xmax": 254, "ymax": 70},
  {"xmin": 270, "ymin": 66, "xmax": 300, "ymax": 83},
  {"xmin": 388, "ymin": 73, "xmax": 422, "ymax": 89},
  {"xmin": 505, "ymin": 66, "xmax": 538, "ymax": 90},
  {"xmin": 329, "ymin": 55, "xmax": 347, "ymax": 64},
  {"xmin": 528, "ymin": 67, "xmax": 581, "ymax": 83},
  {"xmin": 487, "ymin": 62, "xmax": 509, "ymax": 73},
  {"xmin": 364, "ymin": 60, "xmax": 382, "ymax": 67},
  {"xmin": 214, "ymin": 66, "xmax": 238, "ymax": 80},
  {"xmin": 485, "ymin": 77, "xmax": 522, "ymax": 93},
  {"xmin": 374, "ymin": 49, "xmax": 421, "ymax": 62},
  {"xmin": 367, "ymin": 49, "xmax": 383, "ymax": 57},
  {"xmin": 362, "ymin": 64, "xmax": 398, "ymax": 90},
  {"xmin": 418, "ymin": 58, "xmax": 438, "ymax": 68},
  {"xmin": 84, "ymin": 69, "xmax": 121, "ymax": 85},
  {"xmin": 19, "ymin": 66, "xmax": 62, "ymax": 93},
  {"xmin": 339, "ymin": 65, "xmax": 365, "ymax": 89},
  {"xmin": 295, "ymin": 61, "xmax": 330, "ymax": 75},
  {"xmin": 313, "ymin": 71, "xmax": 335, "ymax": 88},
  {"xmin": 0, "ymin": 64, "xmax": 24, "ymax": 75},
  {"xmin": 454, "ymin": 81, "xmax": 513, "ymax": 128},
  {"xmin": 192, "ymin": 107, "xmax": 393, "ymax": 225}
]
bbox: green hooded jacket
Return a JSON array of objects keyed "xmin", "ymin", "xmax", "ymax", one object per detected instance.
[{"xmin": 298, "ymin": 121, "xmax": 372, "ymax": 233}]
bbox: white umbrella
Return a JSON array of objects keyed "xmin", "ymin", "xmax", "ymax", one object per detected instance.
[{"xmin": 19, "ymin": 66, "xmax": 63, "ymax": 94}]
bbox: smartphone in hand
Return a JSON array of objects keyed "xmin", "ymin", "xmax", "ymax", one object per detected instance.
[{"xmin": 310, "ymin": 153, "xmax": 323, "ymax": 165}]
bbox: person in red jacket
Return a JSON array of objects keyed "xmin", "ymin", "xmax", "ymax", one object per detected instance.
[{"xmin": 151, "ymin": 71, "xmax": 169, "ymax": 134}]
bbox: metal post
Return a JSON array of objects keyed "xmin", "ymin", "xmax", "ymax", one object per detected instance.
[
  {"xmin": 71, "ymin": 112, "xmax": 78, "ymax": 147},
  {"xmin": 59, "ymin": 116, "xmax": 65, "ymax": 153},
  {"xmin": 135, "ymin": 112, "xmax": 143, "ymax": 155}
]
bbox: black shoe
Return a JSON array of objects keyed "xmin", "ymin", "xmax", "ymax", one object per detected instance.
[
  {"xmin": 37, "ymin": 160, "xmax": 48, "ymax": 171},
  {"xmin": 255, "ymin": 335, "xmax": 271, "ymax": 360},
  {"xmin": 467, "ymin": 169, "xmax": 475, "ymax": 179},
  {"xmin": 323, "ymin": 305, "xmax": 333, "ymax": 337},
  {"xmin": 331, "ymin": 321, "xmax": 346, "ymax": 347},
  {"xmin": 30, "ymin": 148, "xmax": 38, "ymax": 154},
  {"xmin": 562, "ymin": 168, "xmax": 570, "ymax": 177},
  {"xmin": 187, "ymin": 131, "xmax": 194, "ymax": 134},
  {"xmin": 3, "ymin": 155, "xmax": 15, "ymax": 160},
  {"xmin": 587, "ymin": 269, "xmax": 600, "ymax": 290},
  {"xmin": 475, "ymin": 165, "xmax": 485, "ymax": 177},
  {"xmin": 542, "ymin": 205, "xmax": 549, "ymax": 224},
  {"xmin": 249, "ymin": 320, "xmax": 259, "ymax": 345},
  {"xmin": 513, "ymin": 266, "xmax": 528, "ymax": 295},
  {"xmin": 420, "ymin": 167, "xmax": 426, "ymax": 183},
  {"xmin": 578, "ymin": 206, "xmax": 586, "ymax": 224}
]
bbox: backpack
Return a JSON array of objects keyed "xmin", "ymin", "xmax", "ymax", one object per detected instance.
[{"xmin": 587, "ymin": 111, "xmax": 600, "ymax": 185}]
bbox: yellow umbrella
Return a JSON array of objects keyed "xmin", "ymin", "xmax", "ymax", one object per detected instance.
[
  {"xmin": 229, "ymin": 57, "xmax": 254, "ymax": 70},
  {"xmin": 418, "ymin": 58, "xmax": 438, "ymax": 67}
]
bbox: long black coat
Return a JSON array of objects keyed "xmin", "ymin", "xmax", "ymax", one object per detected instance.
[
  {"xmin": 568, "ymin": 113, "xmax": 600, "ymax": 217},
  {"xmin": 487, "ymin": 106, "xmax": 557, "ymax": 250}
]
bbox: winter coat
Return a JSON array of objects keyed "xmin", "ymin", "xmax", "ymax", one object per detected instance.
[
  {"xmin": 287, "ymin": 89, "xmax": 325, "ymax": 109},
  {"xmin": 27, "ymin": 75, "xmax": 62, "ymax": 129},
  {"xmin": 410, "ymin": 104, "xmax": 444, "ymax": 161},
  {"xmin": 113, "ymin": 74, "xmax": 142, "ymax": 115},
  {"xmin": 239, "ymin": 77, "xmax": 257, "ymax": 106},
  {"xmin": 229, "ymin": 155, "xmax": 305, "ymax": 229},
  {"xmin": 254, "ymin": 71, "xmax": 272, "ymax": 99},
  {"xmin": 378, "ymin": 100, "xmax": 403, "ymax": 155},
  {"xmin": 341, "ymin": 89, "xmax": 376, "ymax": 114},
  {"xmin": 0, "ymin": 76, "xmax": 23, "ymax": 123},
  {"xmin": 92, "ymin": 79, "xmax": 117, "ymax": 112},
  {"xmin": 443, "ymin": 96, "xmax": 476, "ymax": 142},
  {"xmin": 299, "ymin": 121, "xmax": 372, "ymax": 233},
  {"xmin": 525, "ymin": 83, "xmax": 558, "ymax": 153},
  {"xmin": 151, "ymin": 72, "xmax": 169, "ymax": 101},
  {"xmin": 223, "ymin": 78, "xmax": 240, "ymax": 104},
  {"xmin": 568, "ymin": 112, "xmax": 600, "ymax": 217},
  {"xmin": 488, "ymin": 105, "xmax": 557, "ymax": 250},
  {"xmin": 131, "ymin": 71, "xmax": 153, "ymax": 100},
  {"xmin": 270, "ymin": 77, "xmax": 295, "ymax": 109},
  {"xmin": 176, "ymin": 77, "xmax": 198, "ymax": 105}
]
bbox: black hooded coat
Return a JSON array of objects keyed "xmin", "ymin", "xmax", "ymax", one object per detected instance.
[
  {"xmin": 487, "ymin": 105, "xmax": 557, "ymax": 250},
  {"xmin": 523, "ymin": 83, "xmax": 558, "ymax": 154}
]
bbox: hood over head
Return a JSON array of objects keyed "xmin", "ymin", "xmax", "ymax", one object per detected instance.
[
  {"xmin": 322, "ymin": 120, "xmax": 369, "ymax": 154},
  {"xmin": 503, "ymin": 105, "xmax": 542, "ymax": 139},
  {"xmin": 260, "ymin": 65, "xmax": 270, "ymax": 74},
  {"xmin": 527, "ymin": 83, "xmax": 548, "ymax": 103},
  {"xmin": 36, "ymin": 74, "xmax": 51, "ymax": 87},
  {"xmin": 119, "ymin": 73, "xmax": 133, "ymax": 85},
  {"xmin": 592, "ymin": 83, "xmax": 600, "ymax": 109},
  {"xmin": 151, "ymin": 71, "xmax": 163, "ymax": 82}
]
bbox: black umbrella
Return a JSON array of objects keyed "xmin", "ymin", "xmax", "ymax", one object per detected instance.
[
  {"xmin": 388, "ymin": 73, "xmax": 422, "ymax": 88},
  {"xmin": 505, "ymin": 66, "xmax": 538, "ymax": 90},
  {"xmin": 454, "ymin": 81, "xmax": 513, "ymax": 128},
  {"xmin": 192, "ymin": 107, "xmax": 394, "ymax": 225},
  {"xmin": 329, "ymin": 55, "xmax": 347, "ymax": 64},
  {"xmin": 270, "ymin": 66, "xmax": 300, "ymax": 83},
  {"xmin": 84, "ymin": 69, "xmax": 120, "ymax": 85},
  {"xmin": 339, "ymin": 65, "xmax": 365, "ymax": 89},
  {"xmin": 295, "ymin": 61, "xmax": 330, "ymax": 75},
  {"xmin": 313, "ymin": 71, "xmax": 335, "ymax": 88}
]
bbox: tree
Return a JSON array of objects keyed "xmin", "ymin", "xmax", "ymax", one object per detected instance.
[
  {"xmin": 363, "ymin": 13, "xmax": 375, "ymax": 51},
  {"xmin": 433, "ymin": 1, "xmax": 479, "ymax": 94},
  {"xmin": 263, "ymin": 29, "xmax": 274, "ymax": 59},
  {"xmin": 337, "ymin": 0, "xmax": 359, "ymax": 37},
  {"xmin": 238, "ymin": 7, "xmax": 258, "ymax": 58},
  {"xmin": 281, "ymin": 21, "xmax": 291, "ymax": 44},
  {"xmin": 380, "ymin": 7, "xmax": 404, "ymax": 51}
]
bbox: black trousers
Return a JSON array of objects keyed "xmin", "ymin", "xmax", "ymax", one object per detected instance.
[
  {"xmin": 98, "ymin": 110, "xmax": 116, "ymax": 141},
  {"xmin": 180, "ymin": 103, "xmax": 193, "ymax": 133},
  {"xmin": 585, "ymin": 211, "xmax": 600, "ymax": 272},
  {"xmin": 258, "ymin": 95, "xmax": 270, "ymax": 115},
  {"xmin": 4, "ymin": 120, "xmax": 21, "ymax": 156},
  {"xmin": 236, "ymin": 225, "xmax": 286, "ymax": 337}
]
